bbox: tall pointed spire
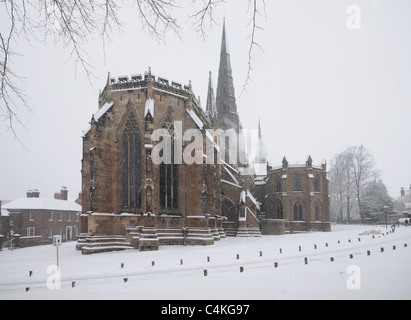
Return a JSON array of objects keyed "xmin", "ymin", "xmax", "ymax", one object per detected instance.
[
  {"xmin": 206, "ymin": 71, "xmax": 217, "ymax": 119},
  {"xmin": 257, "ymin": 117, "xmax": 267, "ymax": 163},
  {"xmin": 216, "ymin": 19, "xmax": 239, "ymax": 132}
]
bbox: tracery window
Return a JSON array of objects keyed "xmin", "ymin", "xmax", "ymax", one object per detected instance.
[
  {"xmin": 122, "ymin": 112, "xmax": 142, "ymax": 209},
  {"xmin": 294, "ymin": 175, "xmax": 303, "ymax": 191},
  {"xmin": 160, "ymin": 117, "xmax": 179, "ymax": 210}
]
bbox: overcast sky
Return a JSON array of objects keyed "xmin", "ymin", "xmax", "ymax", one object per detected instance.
[{"xmin": 1, "ymin": 0, "xmax": 410, "ymax": 201}]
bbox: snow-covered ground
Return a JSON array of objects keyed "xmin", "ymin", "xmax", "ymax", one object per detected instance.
[{"xmin": 0, "ymin": 224, "xmax": 410, "ymax": 300}]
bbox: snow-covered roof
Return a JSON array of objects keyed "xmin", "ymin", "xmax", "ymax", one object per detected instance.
[
  {"xmin": 2, "ymin": 198, "xmax": 81, "ymax": 212},
  {"xmin": 82, "ymin": 101, "xmax": 115, "ymax": 137},
  {"xmin": 186, "ymin": 108, "xmax": 222, "ymax": 153},
  {"xmin": 94, "ymin": 101, "xmax": 115, "ymax": 122},
  {"xmin": 253, "ymin": 162, "xmax": 267, "ymax": 177},
  {"xmin": 247, "ymin": 190, "xmax": 260, "ymax": 211},
  {"xmin": 224, "ymin": 166, "xmax": 239, "ymax": 185},
  {"xmin": 186, "ymin": 109, "xmax": 204, "ymax": 130}
]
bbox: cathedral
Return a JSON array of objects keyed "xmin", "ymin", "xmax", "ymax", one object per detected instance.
[{"xmin": 77, "ymin": 22, "xmax": 330, "ymax": 254}]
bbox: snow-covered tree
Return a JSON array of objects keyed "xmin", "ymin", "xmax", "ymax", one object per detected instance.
[
  {"xmin": 329, "ymin": 145, "xmax": 381, "ymax": 223},
  {"xmin": 360, "ymin": 179, "xmax": 394, "ymax": 218},
  {"xmin": 350, "ymin": 145, "xmax": 376, "ymax": 222},
  {"xmin": 329, "ymin": 150, "xmax": 356, "ymax": 222}
]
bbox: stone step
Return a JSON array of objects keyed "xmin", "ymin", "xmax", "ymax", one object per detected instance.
[{"xmin": 82, "ymin": 245, "xmax": 134, "ymax": 255}]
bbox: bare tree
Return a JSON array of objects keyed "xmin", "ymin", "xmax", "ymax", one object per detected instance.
[
  {"xmin": 329, "ymin": 149, "xmax": 356, "ymax": 222},
  {"xmin": 350, "ymin": 145, "xmax": 375, "ymax": 222},
  {"xmin": 1, "ymin": 0, "xmax": 266, "ymax": 141},
  {"xmin": 329, "ymin": 154, "xmax": 345, "ymax": 222},
  {"xmin": 329, "ymin": 145, "xmax": 378, "ymax": 223}
]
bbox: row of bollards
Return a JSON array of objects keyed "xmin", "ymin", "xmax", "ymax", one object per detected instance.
[{"xmin": 24, "ymin": 240, "xmax": 408, "ymax": 292}]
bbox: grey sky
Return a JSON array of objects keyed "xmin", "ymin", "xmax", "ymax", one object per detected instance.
[{"xmin": 1, "ymin": 0, "xmax": 410, "ymax": 201}]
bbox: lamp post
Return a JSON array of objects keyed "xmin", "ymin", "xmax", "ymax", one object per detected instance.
[{"xmin": 384, "ymin": 206, "xmax": 389, "ymax": 230}]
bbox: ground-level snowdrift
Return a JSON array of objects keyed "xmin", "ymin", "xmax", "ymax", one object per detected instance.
[{"xmin": 0, "ymin": 225, "xmax": 410, "ymax": 300}]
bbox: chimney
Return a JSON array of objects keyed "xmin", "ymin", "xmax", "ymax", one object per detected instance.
[
  {"xmin": 60, "ymin": 187, "xmax": 68, "ymax": 201},
  {"xmin": 401, "ymin": 187, "xmax": 405, "ymax": 197},
  {"xmin": 26, "ymin": 190, "xmax": 33, "ymax": 198},
  {"xmin": 32, "ymin": 189, "xmax": 40, "ymax": 198}
]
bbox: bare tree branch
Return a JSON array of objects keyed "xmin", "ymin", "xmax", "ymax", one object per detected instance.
[
  {"xmin": 134, "ymin": 0, "xmax": 182, "ymax": 42},
  {"xmin": 241, "ymin": 0, "xmax": 266, "ymax": 96},
  {"xmin": 0, "ymin": 0, "xmax": 31, "ymax": 147},
  {"xmin": 190, "ymin": 0, "xmax": 224, "ymax": 40},
  {"xmin": 1, "ymin": 0, "xmax": 266, "ymax": 143}
]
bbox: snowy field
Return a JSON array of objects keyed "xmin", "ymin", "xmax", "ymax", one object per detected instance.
[{"xmin": 0, "ymin": 224, "xmax": 410, "ymax": 300}]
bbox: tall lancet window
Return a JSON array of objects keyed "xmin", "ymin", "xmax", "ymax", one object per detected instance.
[
  {"xmin": 160, "ymin": 117, "xmax": 179, "ymax": 211},
  {"xmin": 122, "ymin": 112, "xmax": 142, "ymax": 210}
]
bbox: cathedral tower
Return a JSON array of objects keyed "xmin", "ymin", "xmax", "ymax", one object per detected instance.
[{"xmin": 216, "ymin": 20, "xmax": 239, "ymax": 132}]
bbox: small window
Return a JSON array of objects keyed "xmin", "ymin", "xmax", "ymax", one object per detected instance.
[
  {"xmin": 29, "ymin": 211, "xmax": 34, "ymax": 221},
  {"xmin": 58, "ymin": 212, "xmax": 62, "ymax": 221},
  {"xmin": 276, "ymin": 175, "xmax": 281, "ymax": 193},
  {"xmin": 27, "ymin": 227, "xmax": 35, "ymax": 237},
  {"xmin": 277, "ymin": 202, "xmax": 283, "ymax": 219},
  {"xmin": 49, "ymin": 212, "xmax": 54, "ymax": 221},
  {"xmin": 314, "ymin": 175, "xmax": 320, "ymax": 192},
  {"xmin": 315, "ymin": 203, "xmax": 321, "ymax": 221},
  {"xmin": 67, "ymin": 213, "xmax": 71, "ymax": 221},
  {"xmin": 48, "ymin": 228, "xmax": 53, "ymax": 238}
]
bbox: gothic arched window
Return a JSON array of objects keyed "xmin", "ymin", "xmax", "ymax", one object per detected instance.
[
  {"xmin": 315, "ymin": 203, "xmax": 321, "ymax": 221},
  {"xmin": 314, "ymin": 174, "xmax": 320, "ymax": 192},
  {"xmin": 277, "ymin": 202, "xmax": 283, "ymax": 219},
  {"xmin": 160, "ymin": 117, "xmax": 179, "ymax": 211},
  {"xmin": 222, "ymin": 198, "xmax": 235, "ymax": 221},
  {"xmin": 294, "ymin": 202, "xmax": 303, "ymax": 220},
  {"xmin": 276, "ymin": 175, "xmax": 281, "ymax": 193},
  {"xmin": 294, "ymin": 175, "xmax": 303, "ymax": 191},
  {"xmin": 122, "ymin": 112, "xmax": 142, "ymax": 210}
]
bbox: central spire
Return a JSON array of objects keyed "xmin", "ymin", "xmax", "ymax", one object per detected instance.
[
  {"xmin": 216, "ymin": 19, "xmax": 239, "ymax": 132},
  {"xmin": 257, "ymin": 117, "xmax": 267, "ymax": 163},
  {"xmin": 206, "ymin": 71, "xmax": 217, "ymax": 119}
]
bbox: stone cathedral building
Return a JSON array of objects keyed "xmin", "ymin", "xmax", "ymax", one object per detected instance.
[{"xmin": 77, "ymin": 23, "xmax": 330, "ymax": 254}]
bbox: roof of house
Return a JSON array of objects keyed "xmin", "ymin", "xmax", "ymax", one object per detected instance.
[{"xmin": 2, "ymin": 198, "xmax": 81, "ymax": 215}]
